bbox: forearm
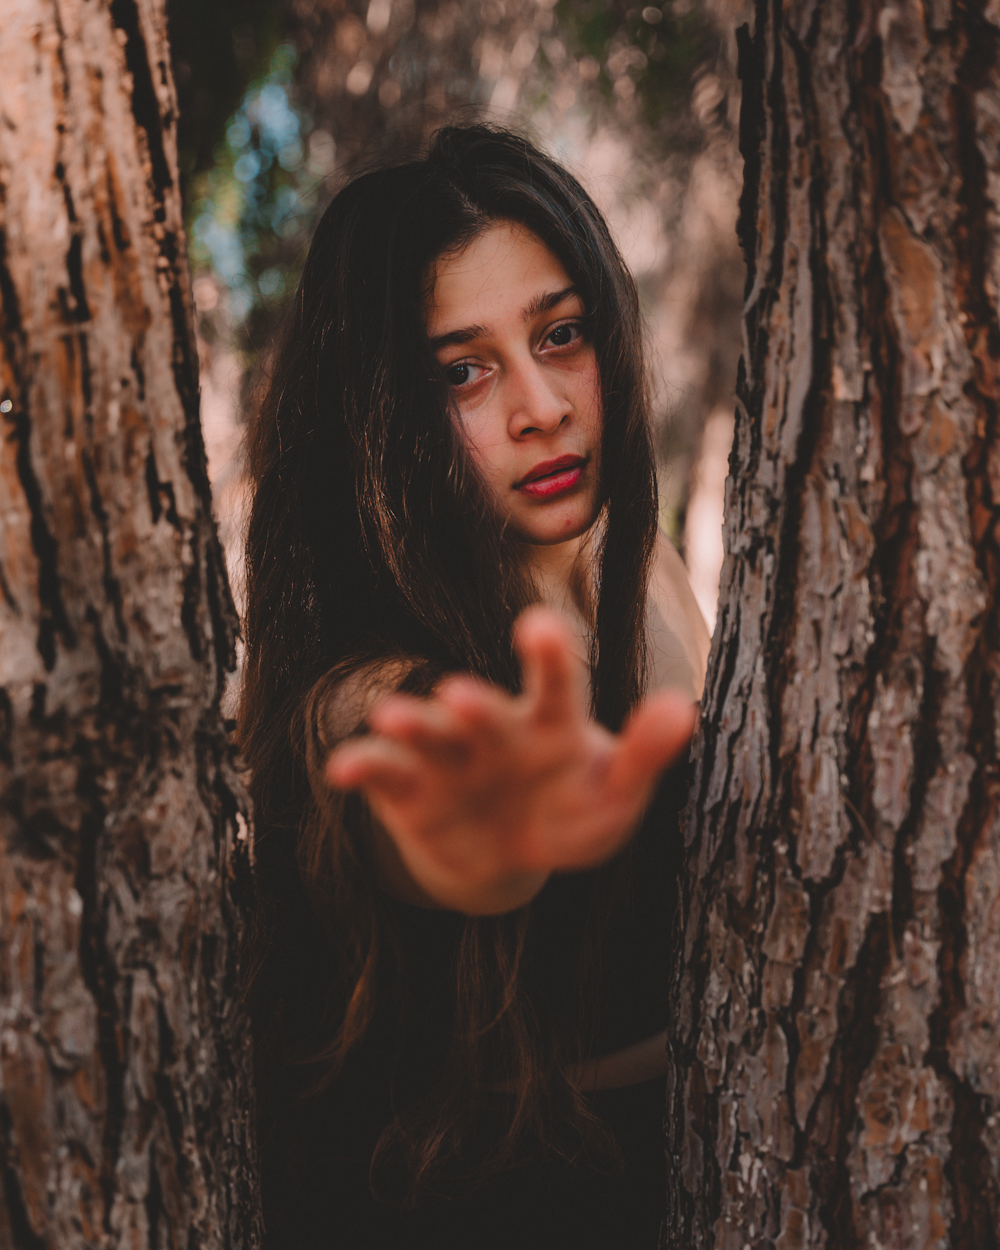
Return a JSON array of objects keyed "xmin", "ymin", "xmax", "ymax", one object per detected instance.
[{"xmin": 572, "ymin": 1029, "xmax": 670, "ymax": 1091}]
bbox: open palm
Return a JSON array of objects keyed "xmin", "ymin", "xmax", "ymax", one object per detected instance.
[{"xmin": 326, "ymin": 609, "xmax": 696, "ymax": 913}]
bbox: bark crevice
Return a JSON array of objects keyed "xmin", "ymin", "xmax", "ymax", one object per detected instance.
[
  {"xmin": 9, "ymin": 398, "xmax": 76, "ymax": 669},
  {"xmin": 0, "ymin": 1103, "xmax": 48, "ymax": 1250},
  {"xmin": 108, "ymin": 0, "xmax": 173, "ymax": 200}
]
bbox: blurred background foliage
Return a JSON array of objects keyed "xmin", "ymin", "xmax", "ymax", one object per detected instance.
[
  {"xmin": 550, "ymin": 0, "xmax": 718, "ymax": 139},
  {"xmin": 167, "ymin": 0, "xmax": 748, "ymax": 625}
]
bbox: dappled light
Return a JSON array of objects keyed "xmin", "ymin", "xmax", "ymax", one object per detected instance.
[{"xmin": 184, "ymin": 0, "xmax": 748, "ymax": 642}]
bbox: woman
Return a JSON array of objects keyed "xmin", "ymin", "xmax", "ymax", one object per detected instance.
[{"xmin": 239, "ymin": 125, "xmax": 709, "ymax": 1248}]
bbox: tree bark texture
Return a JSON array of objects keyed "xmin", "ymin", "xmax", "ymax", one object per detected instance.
[
  {"xmin": 0, "ymin": 2, "xmax": 259, "ymax": 1247},
  {"xmin": 665, "ymin": 1, "xmax": 1000, "ymax": 1247}
]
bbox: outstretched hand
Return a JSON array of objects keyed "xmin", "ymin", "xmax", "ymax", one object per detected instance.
[{"xmin": 326, "ymin": 609, "xmax": 697, "ymax": 914}]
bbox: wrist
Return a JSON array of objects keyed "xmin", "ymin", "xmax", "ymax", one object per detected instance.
[
  {"xmin": 396, "ymin": 838, "xmax": 549, "ymax": 913},
  {"xmin": 371, "ymin": 814, "xmax": 549, "ymax": 914}
]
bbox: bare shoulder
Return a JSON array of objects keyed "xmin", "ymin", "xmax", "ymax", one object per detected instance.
[
  {"xmin": 647, "ymin": 530, "xmax": 712, "ymax": 700},
  {"xmin": 310, "ymin": 654, "xmax": 450, "ymax": 910},
  {"xmin": 315, "ymin": 655, "xmax": 430, "ymax": 746}
]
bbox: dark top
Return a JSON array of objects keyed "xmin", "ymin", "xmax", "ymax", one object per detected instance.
[{"xmin": 258, "ymin": 767, "xmax": 684, "ymax": 1249}]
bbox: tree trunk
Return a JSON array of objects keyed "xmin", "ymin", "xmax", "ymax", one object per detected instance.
[
  {"xmin": 0, "ymin": 2, "xmax": 259, "ymax": 1246},
  {"xmin": 666, "ymin": 2, "xmax": 1000, "ymax": 1247}
]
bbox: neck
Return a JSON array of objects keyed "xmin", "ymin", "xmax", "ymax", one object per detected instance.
[{"xmin": 521, "ymin": 531, "xmax": 595, "ymax": 660}]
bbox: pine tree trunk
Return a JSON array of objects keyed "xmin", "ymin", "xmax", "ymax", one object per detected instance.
[
  {"xmin": 0, "ymin": 1, "xmax": 260, "ymax": 1246},
  {"xmin": 665, "ymin": 1, "xmax": 1000, "ymax": 1246}
]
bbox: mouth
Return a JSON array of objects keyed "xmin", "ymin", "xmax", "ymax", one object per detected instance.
[{"xmin": 515, "ymin": 454, "xmax": 587, "ymax": 500}]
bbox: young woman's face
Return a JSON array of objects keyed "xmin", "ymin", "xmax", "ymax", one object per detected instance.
[{"xmin": 424, "ymin": 221, "xmax": 603, "ymax": 547}]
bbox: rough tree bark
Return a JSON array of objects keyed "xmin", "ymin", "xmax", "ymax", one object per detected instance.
[
  {"xmin": 665, "ymin": 1, "xmax": 1000, "ymax": 1247},
  {"xmin": 0, "ymin": 1, "xmax": 259, "ymax": 1247}
]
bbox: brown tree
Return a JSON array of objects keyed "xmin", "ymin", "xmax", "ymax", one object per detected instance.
[
  {"xmin": 13, "ymin": 1, "xmax": 1000, "ymax": 1247},
  {"xmin": 0, "ymin": 1, "xmax": 259, "ymax": 1246},
  {"xmin": 665, "ymin": 2, "xmax": 1000, "ymax": 1247}
]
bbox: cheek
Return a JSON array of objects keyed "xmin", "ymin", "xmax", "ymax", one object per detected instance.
[
  {"xmin": 453, "ymin": 412, "xmax": 508, "ymax": 483},
  {"xmin": 575, "ymin": 357, "xmax": 603, "ymax": 431}
]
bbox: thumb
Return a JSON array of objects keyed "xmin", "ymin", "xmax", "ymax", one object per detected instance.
[{"xmin": 605, "ymin": 691, "xmax": 697, "ymax": 798}]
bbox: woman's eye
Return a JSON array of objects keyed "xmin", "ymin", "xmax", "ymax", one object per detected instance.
[
  {"xmin": 444, "ymin": 361, "xmax": 485, "ymax": 387},
  {"xmin": 546, "ymin": 322, "xmax": 581, "ymax": 348}
]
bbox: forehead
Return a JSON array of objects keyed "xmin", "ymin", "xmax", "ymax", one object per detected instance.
[{"xmin": 423, "ymin": 221, "xmax": 573, "ymax": 338}]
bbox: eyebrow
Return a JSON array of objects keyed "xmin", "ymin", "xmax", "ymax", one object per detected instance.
[
  {"xmin": 428, "ymin": 285, "xmax": 583, "ymax": 352},
  {"xmin": 524, "ymin": 285, "xmax": 581, "ymax": 319}
]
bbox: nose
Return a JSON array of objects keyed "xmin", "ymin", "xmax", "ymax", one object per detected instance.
[{"xmin": 506, "ymin": 357, "xmax": 568, "ymax": 439}]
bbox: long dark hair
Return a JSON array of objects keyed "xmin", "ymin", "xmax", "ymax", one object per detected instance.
[{"xmin": 239, "ymin": 125, "xmax": 658, "ymax": 1202}]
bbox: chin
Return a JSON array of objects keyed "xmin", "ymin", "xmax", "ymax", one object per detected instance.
[{"xmin": 516, "ymin": 510, "xmax": 599, "ymax": 547}]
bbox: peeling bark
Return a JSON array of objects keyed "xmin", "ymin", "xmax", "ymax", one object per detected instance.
[
  {"xmin": 665, "ymin": 2, "xmax": 1000, "ymax": 1247},
  {"xmin": 0, "ymin": 2, "xmax": 259, "ymax": 1247}
]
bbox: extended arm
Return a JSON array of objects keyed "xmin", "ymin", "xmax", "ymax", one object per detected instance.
[{"xmin": 326, "ymin": 609, "xmax": 696, "ymax": 915}]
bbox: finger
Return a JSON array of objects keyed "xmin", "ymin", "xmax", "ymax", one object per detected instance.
[
  {"xmin": 514, "ymin": 608, "xmax": 585, "ymax": 727},
  {"xmin": 325, "ymin": 737, "xmax": 423, "ymax": 800},
  {"xmin": 433, "ymin": 673, "xmax": 513, "ymax": 746},
  {"xmin": 604, "ymin": 692, "xmax": 697, "ymax": 800},
  {"xmin": 368, "ymin": 693, "xmax": 471, "ymax": 763},
  {"xmin": 434, "ymin": 672, "xmax": 508, "ymax": 716}
]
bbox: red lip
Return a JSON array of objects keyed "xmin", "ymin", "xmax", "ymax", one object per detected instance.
[{"xmin": 514, "ymin": 454, "xmax": 586, "ymax": 489}]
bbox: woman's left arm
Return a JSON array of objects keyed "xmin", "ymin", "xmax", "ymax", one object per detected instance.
[{"xmin": 326, "ymin": 609, "xmax": 696, "ymax": 915}]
